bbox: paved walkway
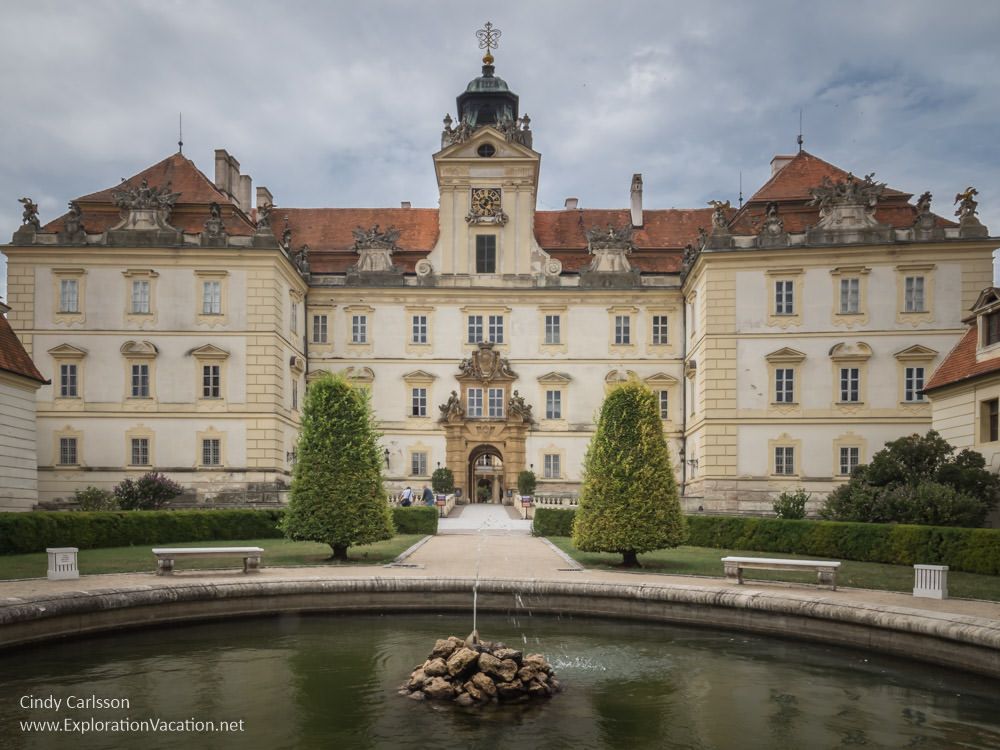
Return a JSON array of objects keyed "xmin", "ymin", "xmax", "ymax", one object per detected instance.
[
  {"xmin": 2, "ymin": 534, "xmax": 999, "ymax": 624},
  {"xmin": 437, "ymin": 503, "xmax": 532, "ymax": 534}
]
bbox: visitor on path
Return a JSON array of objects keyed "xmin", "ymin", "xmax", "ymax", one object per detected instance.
[
  {"xmin": 400, "ymin": 486, "xmax": 413, "ymax": 507},
  {"xmin": 422, "ymin": 485, "xmax": 434, "ymax": 505}
]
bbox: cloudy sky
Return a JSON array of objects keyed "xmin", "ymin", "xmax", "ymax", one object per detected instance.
[{"xmin": 2, "ymin": 1, "xmax": 999, "ymax": 294}]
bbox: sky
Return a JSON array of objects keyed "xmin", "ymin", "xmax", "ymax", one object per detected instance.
[{"xmin": 2, "ymin": 0, "xmax": 1000, "ymax": 298}]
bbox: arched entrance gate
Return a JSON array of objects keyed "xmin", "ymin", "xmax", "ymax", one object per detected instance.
[{"xmin": 469, "ymin": 444, "xmax": 504, "ymax": 503}]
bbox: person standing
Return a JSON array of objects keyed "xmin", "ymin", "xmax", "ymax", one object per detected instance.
[
  {"xmin": 422, "ymin": 485, "xmax": 434, "ymax": 505},
  {"xmin": 400, "ymin": 486, "xmax": 413, "ymax": 507}
]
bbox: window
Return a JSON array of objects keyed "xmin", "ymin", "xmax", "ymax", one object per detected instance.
[
  {"xmin": 352, "ymin": 315, "xmax": 367, "ymax": 344},
  {"xmin": 986, "ymin": 399, "xmax": 1000, "ymax": 442},
  {"xmin": 904, "ymin": 367, "xmax": 925, "ymax": 402},
  {"xmin": 839, "ymin": 367, "xmax": 860, "ymax": 402},
  {"xmin": 544, "ymin": 453, "xmax": 561, "ymax": 479},
  {"xmin": 615, "ymin": 315, "xmax": 631, "ymax": 345},
  {"xmin": 411, "ymin": 452, "xmax": 427, "ymax": 477},
  {"xmin": 202, "ymin": 438, "xmax": 221, "ymax": 466},
  {"xmin": 131, "ymin": 363, "xmax": 150, "ymax": 398},
  {"xmin": 60, "ymin": 364, "xmax": 78, "ymax": 398},
  {"xmin": 131, "ymin": 280, "xmax": 150, "ymax": 314},
  {"xmin": 488, "ymin": 387, "xmax": 504, "ymax": 418},
  {"xmin": 130, "ymin": 438, "xmax": 150, "ymax": 466},
  {"xmin": 292, "ymin": 380, "xmax": 298, "ymax": 410},
  {"xmin": 658, "ymin": 390, "xmax": 669, "ymax": 420},
  {"xmin": 775, "ymin": 368, "xmax": 794, "ymax": 403},
  {"xmin": 290, "ymin": 301, "xmax": 298, "ymax": 333},
  {"xmin": 774, "ymin": 446, "xmax": 794, "ymax": 476},
  {"xmin": 467, "ymin": 388, "xmax": 483, "ymax": 418},
  {"xmin": 412, "ymin": 315, "xmax": 427, "ymax": 344},
  {"xmin": 904, "ymin": 276, "xmax": 925, "ymax": 312},
  {"xmin": 985, "ymin": 312, "xmax": 1000, "ymax": 347},
  {"xmin": 202, "ymin": 281, "xmax": 222, "ymax": 315},
  {"xmin": 652, "ymin": 315, "xmax": 669, "ymax": 345},
  {"xmin": 312, "ymin": 315, "xmax": 328, "ymax": 344},
  {"xmin": 774, "ymin": 280, "xmax": 794, "ymax": 315},
  {"xmin": 840, "ymin": 278, "xmax": 860, "ymax": 314},
  {"xmin": 467, "ymin": 315, "xmax": 483, "ymax": 343},
  {"xmin": 59, "ymin": 279, "xmax": 79, "ymax": 313},
  {"xmin": 411, "ymin": 387, "xmax": 427, "ymax": 417},
  {"xmin": 545, "ymin": 390, "xmax": 562, "ymax": 420},
  {"xmin": 476, "ymin": 235, "xmax": 497, "ymax": 273},
  {"xmin": 544, "ymin": 315, "xmax": 561, "ymax": 345},
  {"xmin": 59, "ymin": 437, "xmax": 77, "ymax": 466},
  {"xmin": 839, "ymin": 446, "xmax": 860, "ymax": 476},
  {"xmin": 488, "ymin": 315, "xmax": 504, "ymax": 344},
  {"xmin": 200, "ymin": 365, "xmax": 220, "ymax": 399}
]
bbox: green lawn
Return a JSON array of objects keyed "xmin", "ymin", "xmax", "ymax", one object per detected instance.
[
  {"xmin": 547, "ymin": 537, "xmax": 1000, "ymax": 602},
  {"xmin": 0, "ymin": 535, "xmax": 425, "ymax": 580}
]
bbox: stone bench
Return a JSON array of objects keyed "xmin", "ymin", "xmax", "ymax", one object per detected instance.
[
  {"xmin": 722, "ymin": 556, "xmax": 841, "ymax": 590},
  {"xmin": 152, "ymin": 547, "xmax": 264, "ymax": 576}
]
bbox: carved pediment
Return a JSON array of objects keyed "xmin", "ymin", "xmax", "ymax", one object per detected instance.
[
  {"xmin": 894, "ymin": 344, "xmax": 938, "ymax": 361},
  {"xmin": 971, "ymin": 287, "xmax": 1000, "ymax": 315},
  {"xmin": 538, "ymin": 371, "xmax": 572, "ymax": 384},
  {"xmin": 644, "ymin": 372, "xmax": 679, "ymax": 387},
  {"xmin": 605, "ymin": 369, "xmax": 638, "ymax": 385},
  {"xmin": 342, "ymin": 366, "xmax": 375, "ymax": 383},
  {"xmin": 120, "ymin": 340, "xmax": 158, "ymax": 358},
  {"xmin": 108, "ymin": 180, "xmax": 181, "ymax": 237},
  {"xmin": 47, "ymin": 343, "xmax": 88, "ymax": 359},
  {"xmin": 765, "ymin": 347, "xmax": 807, "ymax": 364},
  {"xmin": 829, "ymin": 341, "xmax": 873, "ymax": 361},
  {"xmin": 188, "ymin": 344, "xmax": 230, "ymax": 360},
  {"xmin": 403, "ymin": 369, "xmax": 437, "ymax": 383},
  {"xmin": 457, "ymin": 342, "xmax": 516, "ymax": 383}
]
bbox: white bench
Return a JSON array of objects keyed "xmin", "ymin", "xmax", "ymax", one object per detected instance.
[
  {"xmin": 722, "ymin": 556, "xmax": 841, "ymax": 590},
  {"xmin": 152, "ymin": 547, "xmax": 264, "ymax": 576}
]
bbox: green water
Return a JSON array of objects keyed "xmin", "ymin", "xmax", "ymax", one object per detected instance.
[{"xmin": 0, "ymin": 613, "xmax": 997, "ymax": 750}]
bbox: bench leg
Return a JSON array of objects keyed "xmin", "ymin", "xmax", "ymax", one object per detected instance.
[
  {"xmin": 724, "ymin": 562, "xmax": 743, "ymax": 584},
  {"xmin": 157, "ymin": 558, "xmax": 174, "ymax": 576},
  {"xmin": 818, "ymin": 570, "xmax": 836, "ymax": 590},
  {"xmin": 244, "ymin": 556, "xmax": 261, "ymax": 573}
]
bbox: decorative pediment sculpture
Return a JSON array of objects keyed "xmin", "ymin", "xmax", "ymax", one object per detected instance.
[
  {"xmin": 18, "ymin": 197, "xmax": 40, "ymax": 229},
  {"xmin": 349, "ymin": 224, "xmax": 401, "ymax": 274},
  {"xmin": 107, "ymin": 179, "xmax": 181, "ymax": 242},
  {"xmin": 585, "ymin": 224, "xmax": 633, "ymax": 272},
  {"xmin": 457, "ymin": 342, "xmax": 516, "ymax": 383},
  {"xmin": 256, "ymin": 202, "xmax": 273, "ymax": 231},
  {"xmin": 806, "ymin": 172, "xmax": 891, "ymax": 243},
  {"xmin": 757, "ymin": 201, "xmax": 789, "ymax": 248},
  {"xmin": 911, "ymin": 191, "xmax": 941, "ymax": 238},
  {"xmin": 439, "ymin": 390, "xmax": 465, "ymax": 422},
  {"xmin": 708, "ymin": 200, "xmax": 731, "ymax": 232},
  {"xmin": 62, "ymin": 200, "xmax": 86, "ymax": 243},
  {"xmin": 202, "ymin": 202, "xmax": 227, "ymax": 244},
  {"xmin": 954, "ymin": 186, "xmax": 988, "ymax": 238},
  {"xmin": 281, "ymin": 216, "xmax": 292, "ymax": 252},
  {"xmin": 508, "ymin": 389, "xmax": 534, "ymax": 423},
  {"xmin": 680, "ymin": 243, "xmax": 700, "ymax": 277},
  {"xmin": 293, "ymin": 244, "xmax": 310, "ymax": 275},
  {"xmin": 441, "ymin": 112, "xmax": 533, "ymax": 149}
]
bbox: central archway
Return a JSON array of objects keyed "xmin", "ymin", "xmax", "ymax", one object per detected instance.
[{"xmin": 468, "ymin": 444, "xmax": 504, "ymax": 504}]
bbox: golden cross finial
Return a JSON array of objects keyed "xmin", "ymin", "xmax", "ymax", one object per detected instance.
[{"xmin": 476, "ymin": 21, "xmax": 501, "ymax": 64}]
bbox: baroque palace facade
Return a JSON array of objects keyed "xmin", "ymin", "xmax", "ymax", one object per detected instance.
[{"xmin": 3, "ymin": 49, "xmax": 996, "ymax": 512}]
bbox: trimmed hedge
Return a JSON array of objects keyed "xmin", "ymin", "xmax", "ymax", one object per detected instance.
[
  {"xmin": 0, "ymin": 510, "xmax": 285, "ymax": 555},
  {"xmin": 533, "ymin": 509, "xmax": 1000, "ymax": 576},
  {"xmin": 533, "ymin": 508, "xmax": 576, "ymax": 537},
  {"xmin": 391, "ymin": 506, "xmax": 438, "ymax": 535}
]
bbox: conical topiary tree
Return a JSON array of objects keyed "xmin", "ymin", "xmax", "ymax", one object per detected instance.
[
  {"xmin": 572, "ymin": 381, "xmax": 686, "ymax": 567},
  {"xmin": 282, "ymin": 373, "xmax": 394, "ymax": 560}
]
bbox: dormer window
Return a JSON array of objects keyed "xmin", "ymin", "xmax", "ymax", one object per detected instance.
[{"xmin": 984, "ymin": 311, "xmax": 1000, "ymax": 347}]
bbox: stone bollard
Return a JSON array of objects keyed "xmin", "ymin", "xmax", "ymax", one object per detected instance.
[
  {"xmin": 913, "ymin": 564, "xmax": 948, "ymax": 600},
  {"xmin": 47, "ymin": 547, "xmax": 80, "ymax": 580}
]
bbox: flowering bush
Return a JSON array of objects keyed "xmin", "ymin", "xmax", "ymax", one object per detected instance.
[{"xmin": 113, "ymin": 472, "xmax": 184, "ymax": 511}]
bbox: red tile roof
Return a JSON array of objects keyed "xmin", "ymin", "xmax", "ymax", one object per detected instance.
[
  {"xmin": 41, "ymin": 152, "xmax": 256, "ymax": 237},
  {"xmin": 0, "ymin": 315, "xmax": 47, "ymax": 384},
  {"xmin": 923, "ymin": 324, "xmax": 1000, "ymax": 392},
  {"xmin": 749, "ymin": 151, "xmax": 908, "ymax": 203}
]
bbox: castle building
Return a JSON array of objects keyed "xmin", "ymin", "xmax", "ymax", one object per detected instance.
[{"xmin": 3, "ymin": 41, "xmax": 996, "ymax": 512}]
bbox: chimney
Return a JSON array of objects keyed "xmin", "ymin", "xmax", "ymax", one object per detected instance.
[
  {"xmin": 630, "ymin": 173, "xmax": 643, "ymax": 227},
  {"xmin": 770, "ymin": 155, "xmax": 795, "ymax": 176},
  {"xmin": 227, "ymin": 154, "xmax": 240, "ymax": 204},
  {"xmin": 238, "ymin": 174, "xmax": 252, "ymax": 214},
  {"xmin": 400, "ymin": 201, "xmax": 412, "ymax": 209},
  {"xmin": 214, "ymin": 149, "xmax": 230, "ymax": 194},
  {"xmin": 564, "ymin": 197, "xmax": 579, "ymax": 210},
  {"xmin": 256, "ymin": 186, "xmax": 274, "ymax": 210}
]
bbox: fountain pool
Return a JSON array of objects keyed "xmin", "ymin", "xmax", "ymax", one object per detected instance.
[{"xmin": 1, "ymin": 613, "xmax": 998, "ymax": 749}]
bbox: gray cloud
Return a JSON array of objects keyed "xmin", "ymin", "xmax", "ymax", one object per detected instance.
[{"xmin": 2, "ymin": 0, "xmax": 998, "ymax": 262}]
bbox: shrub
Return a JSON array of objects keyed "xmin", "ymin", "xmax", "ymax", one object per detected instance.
[
  {"xmin": 820, "ymin": 431, "xmax": 999, "ymax": 527},
  {"xmin": 281, "ymin": 374, "xmax": 394, "ymax": 559},
  {"xmin": 113, "ymin": 473, "xmax": 184, "ymax": 511},
  {"xmin": 431, "ymin": 467, "xmax": 455, "ymax": 495},
  {"xmin": 532, "ymin": 508, "xmax": 575, "ymax": 537},
  {"xmin": 517, "ymin": 470, "xmax": 537, "ymax": 497},
  {"xmin": 392, "ymin": 506, "xmax": 438, "ymax": 535},
  {"xmin": 74, "ymin": 486, "xmax": 118, "ymax": 512},
  {"xmin": 0, "ymin": 509, "xmax": 285, "ymax": 555},
  {"xmin": 572, "ymin": 382, "xmax": 686, "ymax": 567},
  {"xmin": 772, "ymin": 489, "xmax": 809, "ymax": 520}
]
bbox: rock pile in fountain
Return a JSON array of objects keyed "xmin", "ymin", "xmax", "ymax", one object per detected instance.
[{"xmin": 400, "ymin": 634, "xmax": 561, "ymax": 706}]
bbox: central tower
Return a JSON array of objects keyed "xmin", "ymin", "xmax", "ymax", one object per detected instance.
[{"xmin": 429, "ymin": 23, "xmax": 546, "ymax": 280}]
